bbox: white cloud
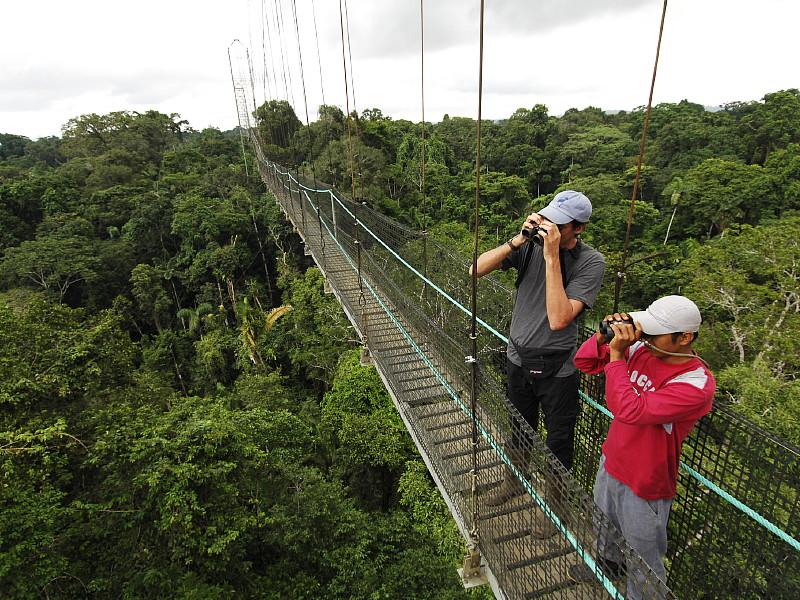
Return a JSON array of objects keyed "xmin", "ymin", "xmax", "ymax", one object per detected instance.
[{"xmin": 0, "ymin": 0, "xmax": 797, "ymax": 139}]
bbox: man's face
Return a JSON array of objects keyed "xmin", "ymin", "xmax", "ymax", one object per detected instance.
[
  {"xmin": 642, "ymin": 332, "xmax": 692, "ymax": 357},
  {"xmin": 551, "ymin": 221, "xmax": 584, "ymax": 248}
]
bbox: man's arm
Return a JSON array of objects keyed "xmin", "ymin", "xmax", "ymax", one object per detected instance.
[
  {"xmin": 472, "ymin": 213, "xmax": 539, "ymax": 277},
  {"xmin": 574, "ymin": 331, "xmax": 610, "ymax": 374},
  {"xmin": 601, "ymin": 316, "xmax": 714, "ymax": 425},
  {"xmin": 538, "ymin": 222, "xmax": 585, "ymax": 330},
  {"xmin": 471, "ymin": 232, "xmax": 526, "ymax": 277},
  {"xmin": 544, "ymin": 249, "xmax": 585, "ymax": 330}
]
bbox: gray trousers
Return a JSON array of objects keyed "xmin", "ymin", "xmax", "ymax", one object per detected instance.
[{"xmin": 594, "ymin": 456, "xmax": 672, "ymax": 600}]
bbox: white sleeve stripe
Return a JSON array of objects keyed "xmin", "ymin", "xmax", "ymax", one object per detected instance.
[
  {"xmin": 666, "ymin": 367, "xmax": 708, "ymax": 390},
  {"xmin": 629, "ymin": 341, "xmax": 645, "ymax": 356}
]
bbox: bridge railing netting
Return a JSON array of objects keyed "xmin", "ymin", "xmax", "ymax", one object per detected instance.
[{"xmin": 257, "ymin": 151, "xmax": 798, "ymax": 600}]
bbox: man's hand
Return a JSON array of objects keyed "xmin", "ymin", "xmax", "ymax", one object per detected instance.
[
  {"xmin": 537, "ymin": 219, "xmax": 561, "ymax": 259},
  {"xmin": 518, "ymin": 212, "xmax": 541, "ymax": 242},
  {"xmin": 603, "ymin": 312, "xmax": 642, "ymax": 361}
]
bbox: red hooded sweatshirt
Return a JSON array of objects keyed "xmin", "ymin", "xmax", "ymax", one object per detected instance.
[{"xmin": 574, "ymin": 338, "xmax": 715, "ymax": 500}]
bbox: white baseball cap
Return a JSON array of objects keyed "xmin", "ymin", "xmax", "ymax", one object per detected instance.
[
  {"xmin": 538, "ymin": 190, "xmax": 593, "ymax": 224},
  {"xmin": 629, "ymin": 295, "xmax": 702, "ymax": 335}
]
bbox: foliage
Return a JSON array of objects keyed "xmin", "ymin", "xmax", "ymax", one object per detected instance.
[
  {"xmin": 680, "ymin": 219, "xmax": 800, "ymax": 378},
  {"xmin": 320, "ymin": 350, "xmax": 416, "ymax": 508},
  {"xmin": 1, "ymin": 87, "xmax": 799, "ymax": 596}
]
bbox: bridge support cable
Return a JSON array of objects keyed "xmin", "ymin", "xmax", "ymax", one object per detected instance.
[
  {"xmin": 337, "ymin": 0, "xmax": 370, "ymax": 361},
  {"xmin": 259, "ymin": 0, "xmax": 273, "ymax": 102},
  {"xmin": 289, "ymin": 0, "xmax": 314, "ymax": 237},
  {"xmin": 228, "ymin": 40, "xmax": 253, "ymax": 178},
  {"xmin": 419, "ymin": 0, "xmax": 429, "ymax": 303},
  {"xmin": 342, "ymin": 0, "xmax": 358, "ymax": 116},
  {"xmin": 462, "ymin": 0, "xmax": 488, "ymax": 589},
  {"xmin": 613, "ymin": 0, "xmax": 669, "ymax": 312},
  {"xmin": 311, "ymin": 0, "xmax": 326, "ymax": 107},
  {"xmin": 274, "ymin": 0, "xmax": 295, "ymax": 108}
]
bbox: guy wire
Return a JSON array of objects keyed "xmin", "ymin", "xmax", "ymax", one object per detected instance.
[
  {"xmin": 469, "ymin": 0, "xmax": 486, "ymax": 547},
  {"xmin": 311, "ymin": 0, "xmax": 326, "ymax": 107},
  {"xmin": 276, "ymin": 0, "xmax": 297, "ymax": 108},
  {"xmin": 614, "ymin": 0, "xmax": 668, "ymax": 312},
  {"xmin": 338, "ymin": 0, "xmax": 362, "ymax": 299},
  {"xmin": 261, "ymin": 0, "xmax": 272, "ymax": 102},
  {"xmin": 419, "ymin": 0, "xmax": 429, "ymax": 300}
]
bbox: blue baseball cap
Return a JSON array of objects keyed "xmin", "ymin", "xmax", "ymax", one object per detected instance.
[{"xmin": 538, "ymin": 190, "xmax": 593, "ymax": 224}]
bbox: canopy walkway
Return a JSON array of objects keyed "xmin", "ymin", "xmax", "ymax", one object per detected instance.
[
  {"xmin": 226, "ymin": 3, "xmax": 798, "ymax": 595},
  {"xmin": 250, "ymin": 150, "xmax": 799, "ymax": 599}
]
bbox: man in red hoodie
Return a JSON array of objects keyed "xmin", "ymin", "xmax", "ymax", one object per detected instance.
[{"xmin": 572, "ymin": 295, "xmax": 715, "ymax": 598}]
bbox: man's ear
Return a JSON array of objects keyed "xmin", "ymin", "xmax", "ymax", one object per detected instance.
[
  {"xmin": 678, "ymin": 332, "xmax": 694, "ymax": 347},
  {"xmin": 574, "ymin": 223, "xmax": 587, "ymax": 235}
]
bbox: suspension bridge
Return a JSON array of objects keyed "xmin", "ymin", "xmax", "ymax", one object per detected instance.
[
  {"xmin": 247, "ymin": 153, "xmax": 799, "ymax": 600},
  {"xmin": 226, "ymin": 2, "xmax": 800, "ymax": 598}
]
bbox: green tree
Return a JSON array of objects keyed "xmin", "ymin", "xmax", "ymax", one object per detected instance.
[
  {"xmin": 320, "ymin": 350, "xmax": 416, "ymax": 508},
  {"xmin": 559, "ymin": 124, "xmax": 636, "ymax": 178},
  {"xmin": 0, "ymin": 232, "xmax": 100, "ymax": 303},
  {"xmin": 130, "ymin": 263, "xmax": 173, "ymax": 332},
  {"xmin": 667, "ymin": 157, "xmax": 771, "ymax": 238},
  {"xmin": 680, "ymin": 219, "xmax": 800, "ymax": 377},
  {"xmin": 254, "ymin": 100, "xmax": 302, "ymax": 164},
  {"xmin": 739, "ymin": 89, "xmax": 800, "ymax": 164},
  {"xmin": 0, "ymin": 133, "xmax": 30, "ymax": 160}
]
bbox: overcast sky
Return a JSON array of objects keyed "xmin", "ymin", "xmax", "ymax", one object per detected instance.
[{"xmin": 2, "ymin": 0, "xmax": 798, "ymax": 139}]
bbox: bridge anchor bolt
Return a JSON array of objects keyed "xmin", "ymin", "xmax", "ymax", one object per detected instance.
[{"xmin": 458, "ymin": 547, "xmax": 488, "ymax": 589}]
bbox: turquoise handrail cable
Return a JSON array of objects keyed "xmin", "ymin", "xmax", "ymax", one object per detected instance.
[
  {"xmin": 299, "ymin": 186, "xmax": 624, "ymax": 599},
  {"xmin": 679, "ymin": 465, "xmax": 800, "ymax": 552},
  {"xmin": 579, "ymin": 390, "xmax": 800, "ymax": 552},
  {"xmin": 271, "ymin": 160, "xmax": 799, "ymax": 556},
  {"xmin": 280, "ymin": 166, "xmax": 508, "ymax": 342}
]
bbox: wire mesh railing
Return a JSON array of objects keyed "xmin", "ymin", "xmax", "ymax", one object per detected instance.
[{"xmin": 258, "ymin": 152, "xmax": 799, "ymax": 600}]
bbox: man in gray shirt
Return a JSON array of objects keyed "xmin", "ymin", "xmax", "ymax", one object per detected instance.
[{"xmin": 472, "ymin": 190, "xmax": 605, "ymax": 536}]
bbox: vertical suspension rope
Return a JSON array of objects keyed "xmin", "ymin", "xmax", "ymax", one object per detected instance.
[
  {"xmin": 468, "ymin": 0, "xmax": 486, "ymax": 554},
  {"xmin": 419, "ymin": 0, "xmax": 429, "ymax": 300},
  {"xmin": 260, "ymin": 0, "xmax": 272, "ymax": 101},
  {"xmin": 310, "ymin": 0, "xmax": 328, "ymax": 267},
  {"xmin": 311, "ymin": 0, "xmax": 326, "ymax": 107},
  {"xmin": 246, "ymin": 47, "xmax": 259, "ymax": 131},
  {"xmin": 338, "ymin": 0, "xmax": 367, "ymax": 345},
  {"xmin": 292, "ymin": 0, "xmax": 320, "ymax": 262},
  {"xmin": 613, "ymin": 0, "xmax": 668, "ymax": 312},
  {"xmin": 263, "ymin": 0, "xmax": 280, "ymax": 103},
  {"xmin": 272, "ymin": 0, "xmax": 294, "ymax": 213},
  {"xmin": 343, "ymin": 0, "xmax": 358, "ymax": 115},
  {"xmin": 311, "ymin": 0, "xmax": 336, "ymax": 187},
  {"xmin": 227, "ymin": 42, "xmax": 250, "ymax": 178},
  {"xmin": 342, "ymin": 0, "xmax": 364, "ymax": 205},
  {"xmin": 271, "ymin": 0, "xmax": 291, "ymax": 126},
  {"xmin": 271, "ymin": 0, "xmax": 301, "ymax": 224},
  {"xmin": 275, "ymin": 0, "xmax": 296, "ymax": 108},
  {"xmin": 266, "ymin": 0, "xmax": 290, "ymax": 157},
  {"xmin": 343, "ymin": 0, "xmax": 367, "ymax": 206},
  {"xmin": 246, "ymin": 0, "xmax": 256, "ymax": 86},
  {"xmin": 289, "ymin": 0, "xmax": 309, "ymax": 232}
]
